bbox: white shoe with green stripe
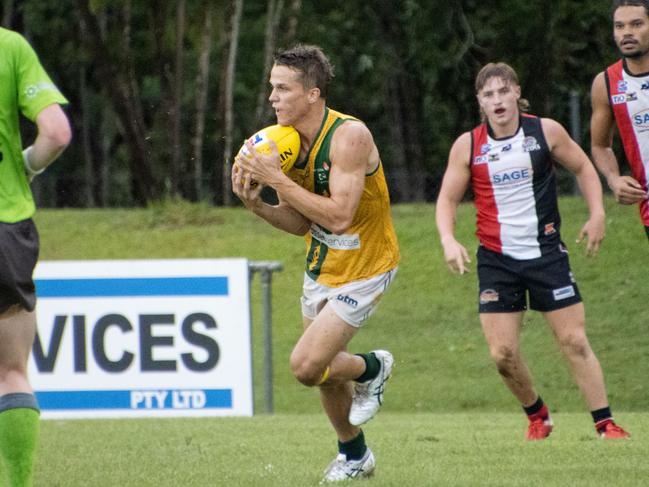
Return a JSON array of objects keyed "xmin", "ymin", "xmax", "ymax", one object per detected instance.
[{"xmin": 348, "ymin": 350, "xmax": 393, "ymax": 426}]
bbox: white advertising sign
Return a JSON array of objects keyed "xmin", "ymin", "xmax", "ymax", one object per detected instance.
[{"xmin": 29, "ymin": 259, "xmax": 252, "ymax": 419}]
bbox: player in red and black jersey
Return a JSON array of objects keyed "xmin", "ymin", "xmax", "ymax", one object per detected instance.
[
  {"xmin": 436, "ymin": 62, "xmax": 629, "ymax": 440},
  {"xmin": 591, "ymin": 0, "xmax": 649, "ymax": 240}
]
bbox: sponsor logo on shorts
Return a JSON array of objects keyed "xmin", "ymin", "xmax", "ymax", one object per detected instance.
[
  {"xmin": 544, "ymin": 222, "xmax": 556, "ymax": 235},
  {"xmin": 336, "ymin": 294, "xmax": 359, "ymax": 308},
  {"xmin": 310, "ymin": 225, "xmax": 360, "ymax": 250},
  {"xmin": 479, "ymin": 289, "xmax": 499, "ymax": 304},
  {"xmin": 552, "ymin": 285, "xmax": 575, "ymax": 301}
]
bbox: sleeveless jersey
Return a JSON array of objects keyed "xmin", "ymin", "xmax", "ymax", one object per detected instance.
[
  {"xmin": 286, "ymin": 107, "xmax": 400, "ymax": 287},
  {"xmin": 605, "ymin": 59, "xmax": 649, "ymax": 226},
  {"xmin": 0, "ymin": 28, "xmax": 68, "ymax": 222},
  {"xmin": 470, "ymin": 114, "xmax": 561, "ymax": 260}
]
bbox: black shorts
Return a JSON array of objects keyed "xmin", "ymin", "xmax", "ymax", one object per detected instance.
[
  {"xmin": 477, "ymin": 244, "xmax": 582, "ymax": 313},
  {"xmin": 0, "ymin": 219, "xmax": 39, "ymax": 313}
]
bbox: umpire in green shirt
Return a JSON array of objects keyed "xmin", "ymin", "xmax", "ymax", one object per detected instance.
[{"xmin": 0, "ymin": 27, "xmax": 71, "ymax": 486}]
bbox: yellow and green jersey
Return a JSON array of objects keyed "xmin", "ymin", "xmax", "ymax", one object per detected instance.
[
  {"xmin": 286, "ymin": 108, "xmax": 400, "ymax": 287},
  {"xmin": 0, "ymin": 28, "xmax": 68, "ymax": 222}
]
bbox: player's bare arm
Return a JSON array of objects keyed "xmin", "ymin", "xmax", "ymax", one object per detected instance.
[
  {"xmin": 435, "ymin": 132, "xmax": 472, "ymax": 274},
  {"xmin": 23, "ymin": 104, "xmax": 71, "ymax": 179},
  {"xmin": 243, "ymin": 120, "xmax": 370, "ymax": 235},
  {"xmin": 231, "ymin": 152, "xmax": 310, "ymax": 236},
  {"xmin": 542, "ymin": 118, "xmax": 605, "ymax": 255},
  {"xmin": 590, "ymin": 72, "xmax": 647, "ymax": 204}
]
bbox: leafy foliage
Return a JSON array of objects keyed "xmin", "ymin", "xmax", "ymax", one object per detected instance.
[{"xmin": 3, "ymin": 0, "xmax": 619, "ymax": 205}]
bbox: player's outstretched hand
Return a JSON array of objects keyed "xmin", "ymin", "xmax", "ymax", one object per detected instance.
[
  {"xmin": 576, "ymin": 214, "xmax": 605, "ymax": 257},
  {"xmin": 441, "ymin": 236, "xmax": 471, "ymax": 274},
  {"xmin": 610, "ymin": 175, "xmax": 648, "ymax": 205}
]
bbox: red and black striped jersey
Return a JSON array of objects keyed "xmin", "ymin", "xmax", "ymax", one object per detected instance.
[
  {"xmin": 470, "ymin": 115, "xmax": 561, "ymax": 260},
  {"xmin": 605, "ymin": 59, "xmax": 649, "ymax": 226}
]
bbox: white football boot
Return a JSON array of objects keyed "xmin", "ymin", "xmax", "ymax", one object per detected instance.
[
  {"xmin": 348, "ymin": 350, "xmax": 394, "ymax": 426},
  {"xmin": 321, "ymin": 448, "xmax": 375, "ymax": 483}
]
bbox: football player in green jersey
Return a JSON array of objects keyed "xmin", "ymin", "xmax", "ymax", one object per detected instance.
[{"xmin": 0, "ymin": 27, "xmax": 71, "ymax": 486}]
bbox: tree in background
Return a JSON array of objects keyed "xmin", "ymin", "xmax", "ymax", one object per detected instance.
[
  {"xmin": 190, "ymin": 1, "xmax": 214, "ymax": 202},
  {"xmin": 1, "ymin": 0, "xmax": 618, "ymax": 207},
  {"xmin": 221, "ymin": 0, "xmax": 244, "ymax": 207}
]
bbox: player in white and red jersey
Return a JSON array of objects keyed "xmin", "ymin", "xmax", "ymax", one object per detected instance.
[
  {"xmin": 436, "ymin": 62, "xmax": 629, "ymax": 440},
  {"xmin": 591, "ymin": 0, "xmax": 649, "ymax": 240}
]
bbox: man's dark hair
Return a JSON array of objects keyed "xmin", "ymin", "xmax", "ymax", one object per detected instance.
[
  {"xmin": 274, "ymin": 44, "xmax": 334, "ymax": 98},
  {"xmin": 612, "ymin": 0, "xmax": 649, "ymax": 18}
]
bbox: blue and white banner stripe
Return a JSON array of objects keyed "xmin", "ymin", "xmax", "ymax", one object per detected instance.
[
  {"xmin": 35, "ymin": 277, "xmax": 229, "ymax": 298},
  {"xmin": 35, "ymin": 276, "xmax": 228, "ymax": 298},
  {"xmin": 35, "ymin": 389, "xmax": 232, "ymax": 410}
]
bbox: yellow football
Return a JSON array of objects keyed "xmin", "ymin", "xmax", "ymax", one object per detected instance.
[{"xmin": 237, "ymin": 124, "xmax": 300, "ymax": 173}]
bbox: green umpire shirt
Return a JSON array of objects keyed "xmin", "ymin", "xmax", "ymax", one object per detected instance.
[{"xmin": 0, "ymin": 27, "xmax": 68, "ymax": 222}]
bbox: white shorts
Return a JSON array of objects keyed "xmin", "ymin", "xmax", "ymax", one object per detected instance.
[{"xmin": 300, "ymin": 268, "xmax": 398, "ymax": 327}]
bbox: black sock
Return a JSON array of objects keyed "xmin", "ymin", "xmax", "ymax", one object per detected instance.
[
  {"xmin": 338, "ymin": 430, "xmax": 367, "ymax": 460},
  {"xmin": 354, "ymin": 353, "xmax": 380, "ymax": 383},
  {"xmin": 523, "ymin": 396, "xmax": 545, "ymax": 416},
  {"xmin": 591, "ymin": 406, "xmax": 612, "ymax": 427}
]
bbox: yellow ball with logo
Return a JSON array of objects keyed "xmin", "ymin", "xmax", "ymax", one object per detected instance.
[{"xmin": 236, "ymin": 124, "xmax": 300, "ymax": 182}]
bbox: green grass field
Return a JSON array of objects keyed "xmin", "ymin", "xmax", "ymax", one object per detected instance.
[
  {"xmin": 29, "ymin": 197, "xmax": 648, "ymax": 485},
  {"xmin": 38, "ymin": 413, "xmax": 649, "ymax": 486}
]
